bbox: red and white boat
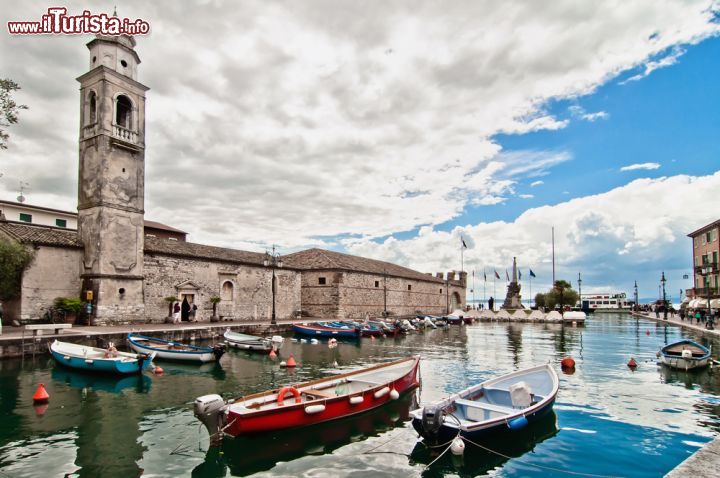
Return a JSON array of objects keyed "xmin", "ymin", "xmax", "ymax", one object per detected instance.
[{"xmin": 194, "ymin": 356, "xmax": 420, "ymax": 439}]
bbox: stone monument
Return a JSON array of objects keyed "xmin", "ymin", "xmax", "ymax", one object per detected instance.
[{"xmin": 501, "ymin": 257, "xmax": 523, "ymax": 310}]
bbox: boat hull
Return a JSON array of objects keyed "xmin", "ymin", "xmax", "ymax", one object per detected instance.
[
  {"xmin": 50, "ymin": 341, "xmax": 153, "ymax": 375},
  {"xmin": 224, "ymin": 330, "xmax": 280, "ymax": 353},
  {"xmin": 293, "ymin": 324, "xmax": 360, "ymax": 338},
  {"xmin": 659, "ymin": 340, "xmax": 711, "ymax": 370},
  {"xmin": 223, "ymin": 357, "xmax": 420, "ymax": 436},
  {"xmin": 127, "ymin": 334, "xmax": 221, "ymax": 363}
]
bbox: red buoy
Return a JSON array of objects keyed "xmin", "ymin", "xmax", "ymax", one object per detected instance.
[
  {"xmin": 627, "ymin": 357, "xmax": 638, "ymax": 369},
  {"xmin": 153, "ymin": 366, "xmax": 164, "ymax": 375},
  {"xmin": 269, "ymin": 349, "xmax": 277, "ymax": 359},
  {"xmin": 646, "ymin": 330, "xmax": 650, "ymax": 336},
  {"xmin": 561, "ymin": 357, "xmax": 576, "ymax": 369},
  {"xmin": 286, "ymin": 355, "xmax": 297, "ymax": 368},
  {"xmin": 32, "ymin": 383, "xmax": 49, "ymax": 403}
]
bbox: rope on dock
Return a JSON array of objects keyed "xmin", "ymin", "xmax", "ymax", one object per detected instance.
[{"xmin": 460, "ymin": 435, "xmax": 620, "ymax": 477}]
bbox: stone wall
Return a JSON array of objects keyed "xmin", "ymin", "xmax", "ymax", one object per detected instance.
[
  {"xmin": 301, "ymin": 270, "xmax": 465, "ymax": 320},
  {"xmin": 18, "ymin": 245, "xmax": 83, "ymax": 321},
  {"xmin": 143, "ymin": 253, "xmax": 301, "ymax": 323}
]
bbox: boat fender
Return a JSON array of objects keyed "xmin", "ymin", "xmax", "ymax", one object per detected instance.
[
  {"xmin": 84, "ymin": 359, "xmax": 94, "ymax": 364},
  {"xmin": 305, "ymin": 404, "xmax": 326, "ymax": 414},
  {"xmin": 681, "ymin": 349, "xmax": 693, "ymax": 359},
  {"xmin": 389, "ymin": 389, "xmax": 400, "ymax": 400},
  {"xmin": 63, "ymin": 355, "xmax": 70, "ymax": 360},
  {"xmin": 507, "ymin": 415, "xmax": 528, "ymax": 430},
  {"xmin": 277, "ymin": 386, "xmax": 302, "ymax": 405},
  {"xmin": 374, "ymin": 387, "xmax": 390, "ymax": 399},
  {"xmin": 450, "ymin": 437, "xmax": 465, "ymax": 455},
  {"xmin": 349, "ymin": 396, "xmax": 364, "ymax": 405}
]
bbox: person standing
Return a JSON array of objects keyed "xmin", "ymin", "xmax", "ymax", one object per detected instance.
[
  {"xmin": 488, "ymin": 296, "xmax": 494, "ymax": 312},
  {"xmin": 173, "ymin": 302, "xmax": 181, "ymax": 324},
  {"xmin": 190, "ymin": 303, "xmax": 198, "ymax": 322}
]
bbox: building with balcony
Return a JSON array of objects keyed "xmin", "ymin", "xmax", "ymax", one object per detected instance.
[{"xmin": 687, "ymin": 219, "xmax": 719, "ymax": 301}]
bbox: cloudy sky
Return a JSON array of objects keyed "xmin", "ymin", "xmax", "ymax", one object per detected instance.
[{"xmin": 1, "ymin": 1, "xmax": 719, "ymax": 302}]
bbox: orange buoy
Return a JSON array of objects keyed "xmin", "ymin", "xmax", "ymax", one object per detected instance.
[
  {"xmin": 627, "ymin": 357, "xmax": 638, "ymax": 369},
  {"xmin": 34, "ymin": 402, "xmax": 49, "ymax": 416},
  {"xmin": 153, "ymin": 366, "xmax": 164, "ymax": 375},
  {"xmin": 561, "ymin": 357, "xmax": 575, "ymax": 369},
  {"xmin": 32, "ymin": 383, "xmax": 49, "ymax": 403},
  {"xmin": 269, "ymin": 349, "xmax": 277, "ymax": 359},
  {"xmin": 286, "ymin": 355, "xmax": 297, "ymax": 368}
]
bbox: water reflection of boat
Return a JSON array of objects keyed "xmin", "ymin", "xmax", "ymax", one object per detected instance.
[
  {"xmin": 409, "ymin": 409, "xmax": 558, "ymax": 474},
  {"xmin": 191, "ymin": 393, "xmax": 417, "ymax": 477},
  {"xmin": 157, "ymin": 361, "xmax": 226, "ymax": 380},
  {"xmin": 658, "ymin": 364, "xmax": 717, "ymax": 391},
  {"xmin": 51, "ymin": 366, "xmax": 152, "ymax": 394}
]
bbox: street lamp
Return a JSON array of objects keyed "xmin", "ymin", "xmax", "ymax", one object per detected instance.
[
  {"xmin": 263, "ymin": 245, "xmax": 283, "ymax": 325},
  {"xmin": 660, "ymin": 271, "xmax": 667, "ymax": 320},
  {"xmin": 577, "ymin": 272, "xmax": 582, "ymax": 310},
  {"xmin": 634, "ymin": 280, "xmax": 638, "ymax": 312}
]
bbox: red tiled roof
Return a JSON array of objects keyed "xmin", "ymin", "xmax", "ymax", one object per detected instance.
[{"xmin": 0, "ymin": 221, "xmax": 82, "ymax": 248}]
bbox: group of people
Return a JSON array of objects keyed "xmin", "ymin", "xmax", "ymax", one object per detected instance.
[
  {"xmin": 679, "ymin": 308, "xmax": 717, "ymax": 330},
  {"xmin": 172, "ymin": 298, "xmax": 198, "ymax": 324}
]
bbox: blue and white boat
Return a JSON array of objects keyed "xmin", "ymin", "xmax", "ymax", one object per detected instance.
[
  {"xmin": 127, "ymin": 333, "xmax": 225, "ymax": 363},
  {"xmin": 410, "ymin": 364, "xmax": 559, "ymax": 445},
  {"xmin": 50, "ymin": 340, "xmax": 155, "ymax": 375},
  {"xmin": 293, "ymin": 323, "xmax": 360, "ymax": 339},
  {"xmin": 224, "ymin": 329, "xmax": 283, "ymax": 353},
  {"xmin": 659, "ymin": 339, "xmax": 711, "ymax": 370}
]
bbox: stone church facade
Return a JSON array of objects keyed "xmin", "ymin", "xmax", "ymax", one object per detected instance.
[{"xmin": 0, "ymin": 34, "xmax": 465, "ymax": 325}]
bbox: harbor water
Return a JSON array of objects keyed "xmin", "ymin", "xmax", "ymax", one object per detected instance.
[{"xmin": 1, "ymin": 313, "xmax": 719, "ymax": 477}]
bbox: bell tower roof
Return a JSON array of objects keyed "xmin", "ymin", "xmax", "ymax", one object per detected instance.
[{"xmin": 86, "ymin": 34, "xmax": 141, "ymax": 80}]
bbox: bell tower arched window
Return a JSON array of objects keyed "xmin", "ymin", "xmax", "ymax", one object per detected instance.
[
  {"xmin": 88, "ymin": 91, "xmax": 97, "ymax": 124},
  {"xmin": 116, "ymin": 95, "xmax": 132, "ymax": 129}
]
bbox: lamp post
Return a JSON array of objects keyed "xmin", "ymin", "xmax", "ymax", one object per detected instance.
[
  {"xmin": 661, "ymin": 271, "xmax": 667, "ymax": 320},
  {"xmin": 634, "ymin": 280, "xmax": 638, "ymax": 312},
  {"xmin": 577, "ymin": 272, "xmax": 582, "ymax": 310},
  {"xmin": 263, "ymin": 245, "xmax": 283, "ymax": 325}
]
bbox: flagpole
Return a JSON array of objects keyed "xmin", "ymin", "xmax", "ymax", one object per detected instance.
[
  {"xmin": 493, "ymin": 275, "xmax": 496, "ymax": 311},
  {"xmin": 552, "ymin": 227, "xmax": 556, "ymax": 285},
  {"xmin": 483, "ymin": 269, "xmax": 486, "ymax": 309},
  {"xmin": 472, "ymin": 270, "xmax": 475, "ymax": 308},
  {"xmin": 530, "ymin": 274, "xmax": 532, "ymax": 307}
]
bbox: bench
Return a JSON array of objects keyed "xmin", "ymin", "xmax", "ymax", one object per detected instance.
[
  {"xmin": 455, "ymin": 398, "xmax": 513, "ymax": 414},
  {"xmin": 304, "ymin": 388, "xmax": 336, "ymax": 400},
  {"xmin": 25, "ymin": 324, "xmax": 73, "ymax": 337}
]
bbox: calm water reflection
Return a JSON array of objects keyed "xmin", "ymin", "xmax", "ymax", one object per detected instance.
[{"xmin": 1, "ymin": 314, "xmax": 719, "ymax": 477}]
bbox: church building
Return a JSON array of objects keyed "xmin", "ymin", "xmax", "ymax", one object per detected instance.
[{"xmin": 0, "ymin": 34, "xmax": 465, "ymax": 325}]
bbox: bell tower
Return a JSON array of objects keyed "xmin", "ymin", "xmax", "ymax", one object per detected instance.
[{"xmin": 76, "ymin": 34, "xmax": 149, "ymax": 324}]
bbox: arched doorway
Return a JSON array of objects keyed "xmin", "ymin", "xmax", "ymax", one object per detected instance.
[{"xmin": 450, "ymin": 292, "xmax": 462, "ymax": 312}]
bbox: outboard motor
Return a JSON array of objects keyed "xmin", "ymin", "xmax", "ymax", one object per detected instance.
[
  {"xmin": 212, "ymin": 344, "xmax": 226, "ymax": 361},
  {"xmin": 194, "ymin": 394, "xmax": 227, "ymax": 445},
  {"xmin": 421, "ymin": 404, "xmax": 445, "ymax": 442}
]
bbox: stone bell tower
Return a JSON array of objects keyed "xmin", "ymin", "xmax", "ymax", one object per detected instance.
[{"xmin": 76, "ymin": 34, "xmax": 148, "ymax": 324}]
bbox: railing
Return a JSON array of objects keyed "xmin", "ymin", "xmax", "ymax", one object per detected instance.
[
  {"xmin": 113, "ymin": 125, "xmax": 137, "ymax": 143},
  {"xmin": 692, "ymin": 287, "xmax": 719, "ymax": 298}
]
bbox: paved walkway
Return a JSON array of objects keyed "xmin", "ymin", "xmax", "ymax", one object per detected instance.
[
  {"xmin": 666, "ymin": 436, "xmax": 720, "ymax": 477},
  {"xmin": 631, "ymin": 311, "xmax": 720, "ymax": 338}
]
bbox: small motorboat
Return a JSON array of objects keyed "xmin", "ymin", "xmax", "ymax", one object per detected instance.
[
  {"xmin": 224, "ymin": 329, "xmax": 283, "ymax": 353},
  {"xmin": 293, "ymin": 323, "xmax": 361, "ymax": 339},
  {"xmin": 194, "ymin": 356, "xmax": 420, "ymax": 438},
  {"xmin": 127, "ymin": 333, "xmax": 225, "ymax": 363},
  {"xmin": 658, "ymin": 340, "xmax": 711, "ymax": 370},
  {"xmin": 50, "ymin": 340, "xmax": 155, "ymax": 375},
  {"xmin": 410, "ymin": 364, "xmax": 559, "ymax": 445}
]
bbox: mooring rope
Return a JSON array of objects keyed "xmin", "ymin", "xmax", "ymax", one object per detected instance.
[{"xmin": 460, "ymin": 435, "xmax": 620, "ymax": 478}]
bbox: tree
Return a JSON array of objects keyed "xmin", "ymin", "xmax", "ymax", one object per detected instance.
[
  {"xmin": 544, "ymin": 280, "xmax": 579, "ymax": 310},
  {"xmin": 0, "ymin": 78, "xmax": 28, "ymax": 150},
  {"xmin": 0, "ymin": 238, "xmax": 35, "ymax": 301},
  {"xmin": 534, "ymin": 293, "xmax": 546, "ymax": 308}
]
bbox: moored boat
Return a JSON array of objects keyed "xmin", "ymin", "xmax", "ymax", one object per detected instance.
[
  {"xmin": 194, "ymin": 356, "xmax": 420, "ymax": 438},
  {"xmin": 127, "ymin": 333, "xmax": 225, "ymax": 363},
  {"xmin": 410, "ymin": 364, "xmax": 559, "ymax": 445},
  {"xmin": 224, "ymin": 329, "xmax": 283, "ymax": 353},
  {"xmin": 50, "ymin": 340, "xmax": 155, "ymax": 375},
  {"xmin": 658, "ymin": 340, "xmax": 711, "ymax": 370},
  {"xmin": 293, "ymin": 323, "xmax": 361, "ymax": 338}
]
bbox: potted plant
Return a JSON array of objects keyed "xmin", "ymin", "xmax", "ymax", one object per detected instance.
[
  {"xmin": 209, "ymin": 296, "xmax": 221, "ymax": 322},
  {"xmin": 54, "ymin": 297, "xmax": 84, "ymax": 324},
  {"xmin": 164, "ymin": 296, "xmax": 178, "ymax": 323}
]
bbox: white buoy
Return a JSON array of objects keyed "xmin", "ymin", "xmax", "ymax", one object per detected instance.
[
  {"xmin": 389, "ymin": 388, "xmax": 399, "ymax": 400},
  {"xmin": 310, "ymin": 338, "xmax": 319, "ymax": 344},
  {"xmin": 332, "ymin": 360, "xmax": 338, "ymax": 367},
  {"xmin": 450, "ymin": 437, "xmax": 465, "ymax": 455},
  {"xmin": 279, "ymin": 361, "xmax": 287, "ymax": 367}
]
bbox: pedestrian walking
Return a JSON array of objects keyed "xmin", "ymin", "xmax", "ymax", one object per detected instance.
[{"xmin": 173, "ymin": 302, "xmax": 181, "ymax": 324}]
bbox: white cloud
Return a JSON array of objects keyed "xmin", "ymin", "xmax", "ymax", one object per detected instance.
[
  {"xmin": 518, "ymin": 194, "xmax": 534, "ymax": 199},
  {"xmin": 0, "ymin": 1, "xmax": 718, "ymax": 249},
  {"xmin": 568, "ymin": 105, "xmax": 610, "ymax": 122},
  {"xmin": 530, "ymin": 181, "xmax": 544, "ymax": 187},
  {"xmin": 622, "ymin": 46, "xmax": 687, "ymax": 83},
  {"xmin": 620, "ymin": 162, "xmax": 661, "ymax": 171},
  {"xmin": 346, "ymin": 171, "xmax": 720, "ymax": 299}
]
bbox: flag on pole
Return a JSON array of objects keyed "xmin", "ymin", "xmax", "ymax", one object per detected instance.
[
  {"xmin": 461, "ymin": 237, "xmax": 467, "ymax": 249},
  {"xmin": 529, "ymin": 269, "xmax": 536, "ymax": 278},
  {"xmin": 519, "ymin": 270, "xmax": 522, "ymax": 280},
  {"xmin": 494, "ymin": 270, "xmax": 500, "ymax": 279},
  {"xmin": 484, "ymin": 271, "xmax": 487, "ymax": 281}
]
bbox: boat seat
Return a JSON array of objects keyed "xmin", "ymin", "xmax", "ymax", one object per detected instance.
[
  {"xmin": 454, "ymin": 398, "xmax": 513, "ymax": 414},
  {"xmin": 304, "ymin": 388, "xmax": 336, "ymax": 399}
]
